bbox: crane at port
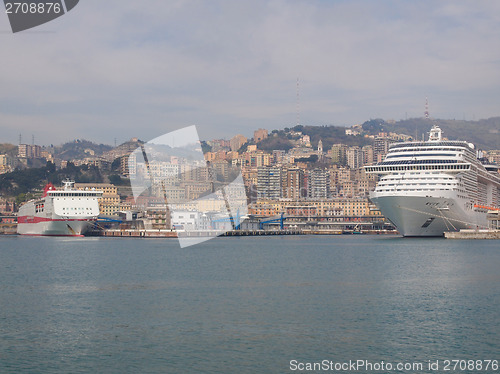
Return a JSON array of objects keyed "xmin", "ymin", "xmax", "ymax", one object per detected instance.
[{"xmin": 259, "ymin": 213, "xmax": 286, "ymax": 230}]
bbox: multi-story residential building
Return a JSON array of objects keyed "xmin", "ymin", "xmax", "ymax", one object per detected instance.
[
  {"xmin": 347, "ymin": 146, "xmax": 364, "ymax": 169},
  {"xmin": 257, "ymin": 166, "xmax": 281, "ymax": 200},
  {"xmin": 254, "ymin": 128, "xmax": 268, "ymax": 143},
  {"xmin": 161, "ymin": 186, "xmax": 186, "ymax": 202},
  {"xmin": 241, "ymin": 167, "xmax": 258, "ymax": 188},
  {"xmin": 20, "ymin": 144, "xmax": 30, "ymax": 158},
  {"xmin": 340, "ymin": 181, "xmax": 358, "ymax": 197},
  {"xmin": 0, "ymin": 154, "xmax": 15, "ymax": 174},
  {"xmin": 214, "ymin": 150, "xmax": 228, "ymax": 161},
  {"xmin": 329, "ymin": 144, "xmax": 347, "ymax": 165},
  {"xmin": 362, "ymin": 145, "xmax": 374, "ymax": 165},
  {"xmin": 329, "ymin": 166, "xmax": 379, "ymax": 198},
  {"xmin": 120, "ymin": 154, "xmax": 136, "ymax": 177},
  {"xmin": 75, "ymin": 183, "xmax": 121, "ymax": 216},
  {"xmin": 204, "ymin": 152, "xmax": 217, "ymax": 162},
  {"xmin": 255, "ymin": 151, "xmax": 271, "ymax": 167},
  {"xmin": 145, "ymin": 161, "xmax": 181, "ymax": 188},
  {"xmin": 89, "ymin": 158, "xmax": 111, "ymax": 171},
  {"xmin": 226, "ymin": 151, "xmax": 239, "ymax": 161},
  {"xmin": 373, "ymin": 137, "xmax": 394, "ymax": 162},
  {"xmin": 41, "ymin": 150, "xmax": 54, "ymax": 162},
  {"xmin": 354, "ymin": 168, "xmax": 377, "ymax": 196},
  {"xmin": 300, "ymin": 135, "xmax": 311, "ymax": 147},
  {"xmin": 249, "ymin": 198, "xmax": 382, "ymax": 218},
  {"xmin": 306, "ymin": 168, "xmax": 330, "ymax": 199},
  {"xmin": 247, "ymin": 200, "xmax": 282, "ymax": 216},
  {"xmin": 211, "ymin": 160, "xmax": 229, "ymax": 180},
  {"xmin": 169, "ymin": 198, "xmax": 227, "ymax": 214},
  {"xmin": 243, "ymin": 150, "xmax": 271, "ymax": 168},
  {"xmin": 272, "ymin": 150, "xmax": 286, "ymax": 164},
  {"xmin": 0, "ymin": 198, "xmax": 15, "ymax": 214},
  {"xmin": 289, "ymin": 147, "xmax": 316, "ymax": 159},
  {"xmin": 282, "ymin": 167, "xmax": 305, "ymax": 200},
  {"xmin": 329, "ymin": 165, "xmax": 340, "ymax": 195},
  {"xmin": 230, "ymin": 134, "xmax": 247, "ymax": 152},
  {"xmin": 18, "ymin": 144, "xmax": 41, "ymax": 159},
  {"xmin": 181, "ymin": 181, "xmax": 213, "ymax": 200},
  {"xmin": 208, "ymin": 139, "xmax": 230, "ymax": 152},
  {"xmin": 487, "ymin": 150, "xmax": 500, "ymax": 165},
  {"xmin": 101, "ymin": 138, "xmax": 141, "ymax": 162}
]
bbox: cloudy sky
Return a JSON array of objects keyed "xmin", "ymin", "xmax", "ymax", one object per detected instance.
[{"xmin": 1, "ymin": 0, "xmax": 500, "ymax": 145}]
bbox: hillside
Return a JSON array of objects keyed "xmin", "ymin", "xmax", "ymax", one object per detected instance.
[
  {"xmin": 54, "ymin": 139, "xmax": 113, "ymax": 160},
  {"xmin": 379, "ymin": 117, "xmax": 500, "ymax": 150},
  {"xmin": 0, "ymin": 143, "xmax": 18, "ymax": 157},
  {"xmin": 293, "ymin": 125, "xmax": 372, "ymax": 149},
  {"xmin": 257, "ymin": 125, "xmax": 372, "ymax": 152},
  {"xmin": 255, "ymin": 117, "xmax": 499, "ymax": 152},
  {"xmin": 0, "ymin": 162, "xmax": 105, "ymax": 199},
  {"xmin": 101, "ymin": 138, "xmax": 144, "ymax": 162}
]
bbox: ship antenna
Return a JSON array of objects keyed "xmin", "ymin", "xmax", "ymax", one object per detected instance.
[{"xmin": 424, "ymin": 97, "xmax": 430, "ymax": 120}]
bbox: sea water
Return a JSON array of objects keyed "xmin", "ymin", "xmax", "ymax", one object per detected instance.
[{"xmin": 0, "ymin": 235, "xmax": 499, "ymax": 373}]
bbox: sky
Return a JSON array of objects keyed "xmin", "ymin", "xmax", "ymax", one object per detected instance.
[{"xmin": 1, "ymin": 0, "xmax": 500, "ymax": 146}]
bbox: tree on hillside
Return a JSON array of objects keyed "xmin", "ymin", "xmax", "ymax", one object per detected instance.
[
  {"xmin": 361, "ymin": 119, "xmax": 386, "ymax": 133},
  {"xmin": 257, "ymin": 137, "xmax": 294, "ymax": 152}
]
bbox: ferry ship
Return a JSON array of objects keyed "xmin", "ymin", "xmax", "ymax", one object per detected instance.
[
  {"xmin": 17, "ymin": 180, "xmax": 102, "ymax": 236},
  {"xmin": 365, "ymin": 126, "xmax": 500, "ymax": 236}
]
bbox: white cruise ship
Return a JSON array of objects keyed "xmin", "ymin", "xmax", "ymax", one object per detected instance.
[
  {"xmin": 365, "ymin": 126, "xmax": 500, "ymax": 236},
  {"xmin": 17, "ymin": 180, "xmax": 102, "ymax": 236}
]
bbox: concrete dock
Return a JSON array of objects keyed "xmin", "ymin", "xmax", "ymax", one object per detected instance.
[
  {"xmin": 95, "ymin": 228, "xmax": 397, "ymax": 238},
  {"xmin": 445, "ymin": 230, "xmax": 500, "ymax": 239}
]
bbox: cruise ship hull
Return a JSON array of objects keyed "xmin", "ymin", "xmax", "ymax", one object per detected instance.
[
  {"xmin": 370, "ymin": 194, "xmax": 485, "ymax": 237},
  {"xmin": 366, "ymin": 126, "xmax": 499, "ymax": 237},
  {"xmin": 17, "ymin": 218, "xmax": 95, "ymax": 236}
]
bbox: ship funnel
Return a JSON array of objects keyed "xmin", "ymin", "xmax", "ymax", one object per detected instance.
[
  {"xmin": 428, "ymin": 125, "xmax": 442, "ymax": 142},
  {"xmin": 63, "ymin": 179, "xmax": 75, "ymax": 190}
]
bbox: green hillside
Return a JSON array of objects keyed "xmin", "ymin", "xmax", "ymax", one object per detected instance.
[
  {"xmin": 0, "ymin": 143, "xmax": 18, "ymax": 156},
  {"xmin": 381, "ymin": 117, "xmax": 500, "ymax": 150},
  {"xmin": 54, "ymin": 139, "xmax": 113, "ymax": 161}
]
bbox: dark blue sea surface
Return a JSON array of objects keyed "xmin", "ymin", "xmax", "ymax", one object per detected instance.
[{"xmin": 0, "ymin": 235, "xmax": 499, "ymax": 373}]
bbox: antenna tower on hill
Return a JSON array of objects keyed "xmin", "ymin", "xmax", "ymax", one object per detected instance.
[{"xmin": 296, "ymin": 77, "xmax": 300, "ymax": 127}]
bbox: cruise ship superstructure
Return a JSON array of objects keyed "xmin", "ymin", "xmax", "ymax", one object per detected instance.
[
  {"xmin": 17, "ymin": 180, "xmax": 102, "ymax": 236},
  {"xmin": 366, "ymin": 126, "xmax": 500, "ymax": 236}
]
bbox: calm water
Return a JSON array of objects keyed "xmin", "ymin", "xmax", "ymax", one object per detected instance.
[{"xmin": 0, "ymin": 235, "xmax": 499, "ymax": 373}]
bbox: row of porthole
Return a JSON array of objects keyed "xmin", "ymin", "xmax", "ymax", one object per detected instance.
[{"xmin": 62, "ymin": 207, "xmax": 93, "ymax": 210}]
